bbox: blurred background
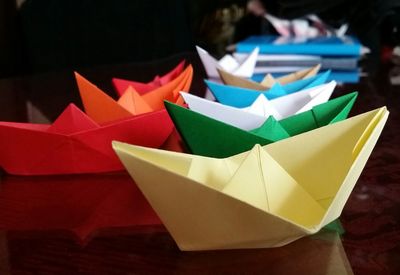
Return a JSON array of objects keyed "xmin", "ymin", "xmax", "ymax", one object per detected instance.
[{"xmin": 1, "ymin": 0, "xmax": 400, "ymax": 78}]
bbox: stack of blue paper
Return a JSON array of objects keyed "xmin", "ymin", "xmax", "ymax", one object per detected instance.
[{"xmin": 235, "ymin": 35, "xmax": 362, "ymax": 83}]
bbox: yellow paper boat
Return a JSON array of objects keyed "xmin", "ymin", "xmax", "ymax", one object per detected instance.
[
  {"xmin": 218, "ymin": 64, "xmax": 321, "ymax": 91},
  {"xmin": 113, "ymin": 107, "xmax": 388, "ymax": 251}
]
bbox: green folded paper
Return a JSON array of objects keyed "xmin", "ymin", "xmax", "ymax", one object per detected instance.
[{"xmin": 165, "ymin": 92, "xmax": 358, "ymax": 158}]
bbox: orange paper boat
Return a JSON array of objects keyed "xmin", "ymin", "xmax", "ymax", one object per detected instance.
[
  {"xmin": 76, "ymin": 65, "xmax": 193, "ymax": 124},
  {"xmin": 0, "ymin": 104, "xmax": 174, "ymax": 175},
  {"xmin": 112, "ymin": 60, "xmax": 186, "ymax": 96}
]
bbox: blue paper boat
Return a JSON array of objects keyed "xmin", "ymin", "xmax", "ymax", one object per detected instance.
[{"xmin": 206, "ymin": 71, "xmax": 331, "ymax": 108}]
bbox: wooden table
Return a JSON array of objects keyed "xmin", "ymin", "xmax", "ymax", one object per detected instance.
[{"xmin": 0, "ymin": 53, "xmax": 399, "ymax": 274}]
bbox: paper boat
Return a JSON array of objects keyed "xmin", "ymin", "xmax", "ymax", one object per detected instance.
[
  {"xmin": 207, "ymin": 71, "xmax": 330, "ymax": 107},
  {"xmin": 75, "ymin": 65, "xmax": 193, "ymax": 124},
  {"xmin": 262, "ymin": 65, "xmax": 321, "ymax": 86},
  {"xmin": 181, "ymin": 80, "xmax": 336, "ymax": 123},
  {"xmin": 112, "ymin": 60, "xmax": 185, "ymax": 96},
  {"xmin": 218, "ymin": 64, "xmax": 321, "ymax": 90},
  {"xmin": 165, "ymin": 92, "xmax": 358, "ymax": 157},
  {"xmin": 113, "ymin": 106, "xmax": 388, "ymax": 250},
  {"xmin": 196, "ymin": 46, "xmax": 259, "ymax": 78},
  {"xmin": 0, "ymin": 104, "xmax": 174, "ymax": 175}
]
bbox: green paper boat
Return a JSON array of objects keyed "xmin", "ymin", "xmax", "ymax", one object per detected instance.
[{"xmin": 165, "ymin": 92, "xmax": 358, "ymax": 158}]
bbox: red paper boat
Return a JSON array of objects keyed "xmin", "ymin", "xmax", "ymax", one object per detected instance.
[
  {"xmin": 112, "ymin": 60, "xmax": 185, "ymax": 96},
  {"xmin": 0, "ymin": 104, "xmax": 174, "ymax": 175}
]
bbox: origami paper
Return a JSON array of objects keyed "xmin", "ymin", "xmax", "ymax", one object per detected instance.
[
  {"xmin": 207, "ymin": 71, "xmax": 330, "ymax": 107},
  {"xmin": 165, "ymin": 92, "xmax": 357, "ymax": 157},
  {"xmin": 112, "ymin": 60, "xmax": 185, "ymax": 96},
  {"xmin": 0, "ymin": 104, "xmax": 173, "ymax": 175},
  {"xmin": 0, "ymin": 173, "xmax": 160, "ymax": 242},
  {"xmin": 75, "ymin": 65, "xmax": 193, "ymax": 124},
  {"xmin": 237, "ymin": 35, "xmax": 362, "ymax": 56},
  {"xmin": 234, "ymin": 51, "xmax": 359, "ymax": 71},
  {"xmin": 196, "ymin": 46, "xmax": 259, "ymax": 78},
  {"xmin": 218, "ymin": 64, "xmax": 321, "ymax": 90},
  {"xmin": 261, "ymin": 64, "xmax": 321, "ymax": 86},
  {"xmin": 180, "ymin": 80, "xmax": 336, "ymax": 123},
  {"xmin": 113, "ymin": 106, "xmax": 388, "ymax": 250}
]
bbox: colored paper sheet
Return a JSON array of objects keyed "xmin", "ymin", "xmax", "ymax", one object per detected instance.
[
  {"xmin": 0, "ymin": 173, "xmax": 161, "ymax": 242},
  {"xmin": 236, "ymin": 35, "xmax": 362, "ymax": 56},
  {"xmin": 165, "ymin": 92, "xmax": 357, "ymax": 157},
  {"xmin": 0, "ymin": 104, "xmax": 174, "ymax": 175},
  {"xmin": 261, "ymin": 64, "xmax": 321, "ymax": 87},
  {"xmin": 113, "ymin": 106, "xmax": 388, "ymax": 250},
  {"xmin": 112, "ymin": 60, "xmax": 185, "ymax": 96},
  {"xmin": 207, "ymin": 71, "xmax": 330, "ymax": 107},
  {"xmin": 196, "ymin": 46, "xmax": 259, "ymax": 78},
  {"xmin": 181, "ymin": 80, "xmax": 336, "ymax": 123},
  {"xmin": 218, "ymin": 64, "xmax": 320, "ymax": 90},
  {"xmin": 75, "ymin": 65, "xmax": 193, "ymax": 124}
]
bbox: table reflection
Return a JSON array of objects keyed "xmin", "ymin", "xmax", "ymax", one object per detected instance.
[
  {"xmin": 0, "ymin": 229, "xmax": 353, "ymax": 274},
  {"xmin": 0, "ymin": 173, "xmax": 160, "ymax": 242}
]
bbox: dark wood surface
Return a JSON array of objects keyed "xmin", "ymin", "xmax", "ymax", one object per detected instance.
[{"xmin": 0, "ymin": 53, "xmax": 399, "ymax": 274}]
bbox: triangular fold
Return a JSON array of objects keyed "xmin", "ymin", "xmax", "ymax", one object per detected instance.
[
  {"xmin": 244, "ymin": 95, "xmax": 283, "ymax": 119},
  {"xmin": 142, "ymin": 65, "xmax": 193, "ymax": 110},
  {"xmin": 250, "ymin": 116, "xmax": 290, "ymax": 141},
  {"xmin": 75, "ymin": 72, "xmax": 133, "ymax": 124},
  {"xmin": 293, "ymin": 81, "xmax": 335, "ymax": 115},
  {"xmin": 312, "ymin": 92, "xmax": 358, "ymax": 127},
  {"xmin": 47, "ymin": 104, "xmax": 99, "ymax": 134},
  {"xmin": 232, "ymin": 47, "xmax": 259, "ymax": 77},
  {"xmin": 260, "ymin": 73, "xmax": 276, "ymax": 87},
  {"xmin": 221, "ymin": 144, "xmax": 325, "ymax": 229},
  {"xmin": 279, "ymin": 111, "xmax": 319, "ymax": 136},
  {"xmin": 196, "ymin": 46, "xmax": 219, "ymax": 78},
  {"xmin": 218, "ymin": 69, "xmax": 266, "ymax": 91},
  {"xmin": 258, "ymin": 146, "xmax": 326, "ymax": 229},
  {"xmin": 264, "ymin": 82, "xmax": 287, "ymax": 100},
  {"xmin": 222, "ymin": 145, "xmax": 270, "ymax": 212},
  {"xmin": 112, "ymin": 77, "xmax": 158, "ymax": 96},
  {"xmin": 352, "ymin": 107, "xmax": 386, "ymax": 158},
  {"xmin": 218, "ymin": 54, "xmax": 240, "ymax": 72},
  {"xmin": 117, "ymin": 86, "xmax": 153, "ymax": 115}
]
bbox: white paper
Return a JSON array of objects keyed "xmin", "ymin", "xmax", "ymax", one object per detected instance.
[
  {"xmin": 196, "ymin": 46, "xmax": 259, "ymax": 78},
  {"xmin": 180, "ymin": 80, "xmax": 336, "ymax": 130}
]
